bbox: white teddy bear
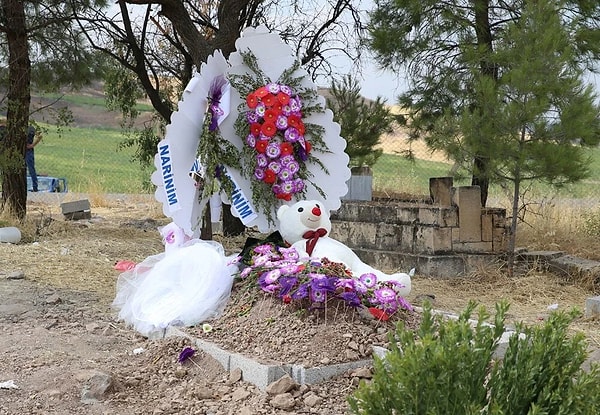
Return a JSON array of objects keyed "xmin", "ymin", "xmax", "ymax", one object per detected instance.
[{"xmin": 277, "ymin": 200, "xmax": 413, "ymax": 297}]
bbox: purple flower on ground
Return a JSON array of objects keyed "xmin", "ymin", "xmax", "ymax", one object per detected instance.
[
  {"xmin": 279, "ymin": 246, "xmax": 299, "ymax": 261},
  {"xmin": 253, "ymin": 255, "xmax": 270, "ymax": 267},
  {"xmin": 338, "ymin": 291, "xmax": 362, "ymax": 307},
  {"xmin": 280, "ymin": 264, "xmax": 302, "ymax": 276},
  {"xmin": 352, "ymin": 279, "xmax": 368, "ymax": 294},
  {"xmin": 397, "ymin": 296, "xmax": 413, "ymax": 312},
  {"xmin": 178, "ymin": 346, "xmax": 195, "ymax": 363},
  {"xmin": 291, "ymin": 283, "xmax": 309, "ymax": 300},
  {"xmin": 336, "ymin": 278, "xmax": 355, "ymax": 290},
  {"xmin": 262, "ymin": 284, "xmax": 279, "ymax": 293},
  {"xmin": 310, "ymin": 288, "xmax": 327, "ymax": 303},
  {"xmin": 360, "ymin": 273, "xmax": 378, "ymax": 288},
  {"xmin": 239, "ymin": 266, "xmax": 253, "ymax": 278},
  {"xmin": 374, "ymin": 287, "xmax": 397, "ymax": 304},
  {"xmin": 279, "ymin": 276, "xmax": 298, "ymax": 296},
  {"xmin": 261, "ymin": 269, "xmax": 281, "ymax": 284}
]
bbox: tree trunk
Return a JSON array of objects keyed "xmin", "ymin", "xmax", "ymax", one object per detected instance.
[
  {"xmin": 472, "ymin": 0, "xmax": 496, "ymax": 208},
  {"xmin": 1, "ymin": 0, "xmax": 31, "ymax": 220}
]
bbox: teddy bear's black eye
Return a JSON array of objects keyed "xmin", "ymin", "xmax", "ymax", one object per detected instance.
[
  {"xmin": 298, "ymin": 207, "xmax": 304, "ymax": 212},
  {"xmin": 316, "ymin": 204, "xmax": 320, "ymax": 208}
]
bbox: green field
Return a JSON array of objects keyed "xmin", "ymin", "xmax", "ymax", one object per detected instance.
[{"xmin": 35, "ymin": 124, "xmax": 150, "ymax": 194}]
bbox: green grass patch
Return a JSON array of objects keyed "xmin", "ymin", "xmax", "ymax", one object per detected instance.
[{"xmin": 35, "ymin": 124, "xmax": 149, "ymax": 194}]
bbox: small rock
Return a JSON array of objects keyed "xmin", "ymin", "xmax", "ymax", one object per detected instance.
[
  {"xmin": 320, "ymin": 357, "xmax": 330, "ymax": 365},
  {"xmin": 347, "ymin": 341, "xmax": 359, "ymax": 351},
  {"xmin": 266, "ymin": 375, "xmax": 297, "ymax": 395},
  {"xmin": 7, "ymin": 271, "xmax": 25, "ymax": 280},
  {"xmin": 45, "ymin": 294, "xmax": 62, "ymax": 305},
  {"xmin": 351, "ymin": 367, "xmax": 373, "ymax": 379},
  {"xmin": 239, "ymin": 406, "xmax": 255, "ymax": 415},
  {"xmin": 174, "ymin": 368, "xmax": 187, "ymax": 378},
  {"xmin": 303, "ymin": 392, "xmax": 323, "ymax": 407},
  {"xmin": 85, "ymin": 322, "xmax": 100, "ymax": 333},
  {"xmin": 80, "ymin": 371, "xmax": 114, "ymax": 404},
  {"xmin": 232, "ymin": 387, "xmax": 251, "ymax": 401},
  {"xmin": 345, "ymin": 350, "xmax": 360, "ymax": 360},
  {"xmin": 270, "ymin": 393, "xmax": 295, "ymax": 410},
  {"xmin": 195, "ymin": 386, "xmax": 214, "ymax": 399},
  {"xmin": 227, "ymin": 367, "xmax": 242, "ymax": 385}
]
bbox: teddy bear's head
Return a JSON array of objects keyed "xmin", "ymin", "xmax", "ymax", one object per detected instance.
[{"xmin": 277, "ymin": 200, "xmax": 332, "ymax": 244}]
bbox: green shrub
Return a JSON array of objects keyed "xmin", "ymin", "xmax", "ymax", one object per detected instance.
[{"xmin": 348, "ymin": 301, "xmax": 600, "ymax": 415}]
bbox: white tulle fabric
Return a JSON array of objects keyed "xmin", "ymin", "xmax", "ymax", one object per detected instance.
[{"xmin": 113, "ymin": 223, "xmax": 237, "ymax": 337}]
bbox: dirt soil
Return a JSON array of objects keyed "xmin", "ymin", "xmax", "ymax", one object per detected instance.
[{"xmin": 1, "ymin": 199, "xmax": 600, "ymax": 414}]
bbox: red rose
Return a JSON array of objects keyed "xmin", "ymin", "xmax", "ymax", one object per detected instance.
[
  {"xmin": 246, "ymin": 93, "xmax": 258, "ymax": 109},
  {"xmin": 255, "ymin": 140, "xmax": 268, "ymax": 153},
  {"xmin": 261, "ymin": 122, "xmax": 277, "ymax": 137},
  {"xmin": 277, "ymin": 92, "xmax": 291, "ymax": 105},
  {"xmin": 263, "ymin": 169, "xmax": 277, "ymax": 184},
  {"xmin": 254, "ymin": 86, "xmax": 269, "ymax": 98},
  {"xmin": 262, "ymin": 93, "xmax": 277, "ymax": 107},
  {"xmin": 276, "ymin": 193, "xmax": 292, "ymax": 201},
  {"xmin": 264, "ymin": 109, "xmax": 280, "ymax": 123},
  {"xmin": 250, "ymin": 123, "xmax": 262, "ymax": 137},
  {"xmin": 280, "ymin": 142, "xmax": 293, "ymax": 156},
  {"xmin": 282, "ymin": 294, "xmax": 292, "ymax": 304}
]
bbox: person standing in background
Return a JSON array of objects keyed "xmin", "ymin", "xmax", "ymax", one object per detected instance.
[{"xmin": 26, "ymin": 125, "xmax": 42, "ymax": 192}]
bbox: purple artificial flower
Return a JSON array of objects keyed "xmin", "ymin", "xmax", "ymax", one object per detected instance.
[
  {"xmin": 374, "ymin": 287, "xmax": 397, "ymax": 304},
  {"xmin": 293, "ymin": 178, "xmax": 305, "ymax": 192},
  {"xmin": 278, "ymin": 168, "xmax": 293, "ymax": 181},
  {"xmin": 280, "ymin": 85, "xmax": 293, "ymax": 95},
  {"xmin": 261, "ymin": 269, "xmax": 281, "ymax": 284},
  {"xmin": 268, "ymin": 160, "xmax": 282, "ymax": 173},
  {"xmin": 280, "ymin": 155, "xmax": 295, "ymax": 166},
  {"xmin": 280, "ymin": 263, "xmax": 302, "ymax": 276},
  {"xmin": 284, "ymin": 127, "xmax": 300, "ymax": 142},
  {"xmin": 266, "ymin": 142, "xmax": 281, "ymax": 159},
  {"xmin": 271, "ymin": 184, "xmax": 282, "ymax": 195},
  {"xmin": 289, "ymin": 97, "xmax": 302, "ymax": 112},
  {"xmin": 360, "ymin": 273, "xmax": 378, "ymax": 288},
  {"xmin": 287, "ymin": 160, "xmax": 300, "ymax": 174},
  {"xmin": 246, "ymin": 134, "xmax": 256, "ymax": 147},
  {"xmin": 397, "ymin": 296, "xmax": 413, "ymax": 312},
  {"xmin": 247, "ymin": 111, "xmax": 259, "ymax": 124},
  {"xmin": 254, "ymin": 168, "xmax": 265, "ymax": 181},
  {"xmin": 208, "ymin": 75, "xmax": 228, "ymax": 131},
  {"xmin": 255, "ymin": 102, "xmax": 266, "ymax": 117},
  {"xmin": 336, "ymin": 278, "xmax": 355, "ymax": 290},
  {"xmin": 381, "ymin": 299, "xmax": 399, "ymax": 314},
  {"xmin": 310, "ymin": 288, "xmax": 327, "ymax": 303},
  {"xmin": 256, "ymin": 153, "xmax": 268, "ymax": 168},
  {"xmin": 352, "ymin": 279, "xmax": 368, "ymax": 294},
  {"xmin": 262, "ymin": 284, "xmax": 279, "ymax": 293},
  {"xmin": 239, "ymin": 266, "xmax": 253, "ymax": 278},
  {"xmin": 178, "ymin": 346, "xmax": 195, "ymax": 363},
  {"xmin": 253, "ymin": 244, "xmax": 273, "ymax": 255},
  {"xmin": 338, "ymin": 291, "xmax": 362, "ymax": 307},
  {"xmin": 266, "ymin": 83, "xmax": 280, "ymax": 94},
  {"xmin": 276, "ymin": 115, "xmax": 288, "ymax": 130},
  {"xmin": 281, "ymin": 180, "xmax": 295, "ymax": 194},
  {"xmin": 291, "ymin": 283, "xmax": 309, "ymax": 300},
  {"xmin": 279, "ymin": 246, "xmax": 299, "ymax": 261},
  {"xmin": 281, "ymin": 104, "xmax": 292, "ymax": 116},
  {"xmin": 253, "ymin": 255, "xmax": 270, "ymax": 267},
  {"xmin": 278, "ymin": 276, "xmax": 299, "ymax": 296}
]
